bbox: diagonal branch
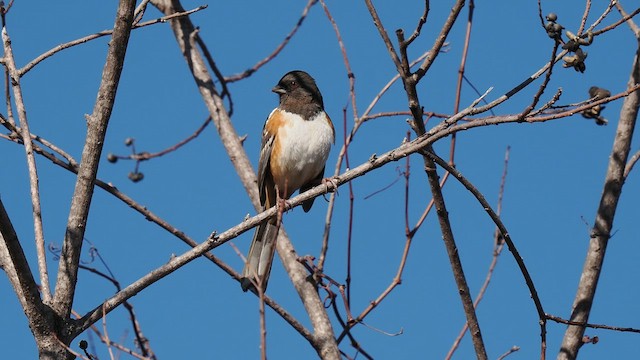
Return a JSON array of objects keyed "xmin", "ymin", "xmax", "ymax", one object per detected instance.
[
  {"xmin": 1, "ymin": 121, "xmax": 314, "ymax": 343},
  {"xmin": 224, "ymin": 0, "xmax": 318, "ymax": 82},
  {"xmin": 52, "ymin": 0, "xmax": 137, "ymax": 319},
  {"xmin": 557, "ymin": 32, "xmax": 640, "ymax": 360},
  {"xmin": 18, "ymin": 5, "xmax": 207, "ymax": 77},
  {"xmin": 428, "ymin": 151, "xmax": 547, "ymax": 358},
  {"xmin": 414, "ymin": 0, "xmax": 465, "ymax": 81},
  {"xmin": 0, "ymin": 197, "xmax": 47, "ymax": 335},
  {"xmin": 363, "ymin": 0, "xmax": 402, "ymax": 73},
  {"xmin": 2, "ymin": 14, "xmax": 51, "ymax": 301},
  {"xmin": 423, "ymin": 149, "xmax": 488, "ymax": 360}
]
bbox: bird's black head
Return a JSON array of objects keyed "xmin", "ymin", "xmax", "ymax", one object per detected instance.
[{"xmin": 273, "ymin": 70, "xmax": 324, "ymax": 118}]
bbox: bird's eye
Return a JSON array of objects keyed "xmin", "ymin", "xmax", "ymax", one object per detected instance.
[{"xmin": 290, "ymin": 80, "xmax": 297, "ymax": 87}]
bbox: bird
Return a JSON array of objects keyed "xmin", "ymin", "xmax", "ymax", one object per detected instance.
[{"xmin": 241, "ymin": 70, "xmax": 335, "ymax": 293}]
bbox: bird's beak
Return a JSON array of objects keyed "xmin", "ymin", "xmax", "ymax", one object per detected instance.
[{"xmin": 272, "ymin": 85, "xmax": 286, "ymax": 95}]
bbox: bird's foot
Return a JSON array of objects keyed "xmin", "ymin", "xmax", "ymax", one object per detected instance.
[{"xmin": 321, "ymin": 176, "xmax": 339, "ymax": 195}]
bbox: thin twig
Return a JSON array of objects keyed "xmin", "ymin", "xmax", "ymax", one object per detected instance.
[
  {"xmin": 405, "ymin": 0, "xmax": 429, "ymax": 46},
  {"xmin": 577, "ymin": 0, "xmax": 592, "ymax": 35},
  {"xmin": 447, "ymin": 0, "xmax": 475, "ymax": 200},
  {"xmin": 133, "ymin": 0, "xmax": 151, "ymax": 25},
  {"xmin": 316, "ymin": 0, "xmax": 357, "ymax": 281},
  {"xmin": 519, "ymin": 41, "xmax": 560, "ymax": 119},
  {"xmin": 414, "ymin": 0, "xmax": 465, "ymax": 80},
  {"xmin": 2, "ymin": 20, "xmax": 51, "ymax": 301},
  {"xmin": 547, "ymin": 313, "xmax": 640, "ymax": 333},
  {"xmin": 497, "ymin": 346, "xmax": 521, "ymax": 360},
  {"xmin": 224, "ymin": 0, "xmax": 318, "ymax": 82},
  {"xmin": 586, "ymin": 1, "xmax": 617, "ymax": 32},
  {"xmin": 19, "ymin": 5, "xmax": 208, "ymax": 77},
  {"xmin": 594, "ymin": 6, "xmax": 640, "ymax": 36},
  {"xmin": 624, "ymin": 149, "xmax": 640, "ymax": 179},
  {"xmin": 101, "ymin": 304, "xmax": 115, "ymax": 360},
  {"xmin": 363, "ymin": 0, "xmax": 402, "ymax": 73},
  {"xmin": 0, "ymin": 114, "xmax": 78, "ymax": 168},
  {"xmin": 614, "ymin": 3, "xmax": 640, "ymax": 36},
  {"xmin": 72, "ymin": 308, "xmax": 151, "ymax": 360},
  {"xmin": 112, "ymin": 116, "xmax": 211, "ymax": 162}
]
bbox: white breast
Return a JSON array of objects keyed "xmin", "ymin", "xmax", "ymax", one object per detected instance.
[{"xmin": 272, "ymin": 110, "xmax": 334, "ymax": 194}]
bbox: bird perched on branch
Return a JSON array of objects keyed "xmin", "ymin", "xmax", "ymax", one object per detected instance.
[{"xmin": 241, "ymin": 70, "xmax": 334, "ymax": 292}]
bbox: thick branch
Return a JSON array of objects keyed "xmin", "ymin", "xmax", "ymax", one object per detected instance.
[
  {"xmin": 52, "ymin": 0, "xmax": 137, "ymax": 319},
  {"xmin": 557, "ymin": 39, "xmax": 640, "ymax": 360},
  {"xmin": 0, "ymin": 197, "xmax": 48, "ymax": 337}
]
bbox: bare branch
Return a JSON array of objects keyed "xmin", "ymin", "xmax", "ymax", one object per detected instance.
[
  {"xmin": 112, "ymin": 116, "xmax": 211, "ymax": 162},
  {"xmin": 624, "ymin": 149, "xmax": 640, "ymax": 179},
  {"xmin": 415, "ymin": 0, "xmax": 465, "ymax": 80},
  {"xmin": 594, "ymin": 6, "xmax": 640, "ymax": 36},
  {"xmin": 363, "ymin": 0, "xmax": 403, "ymax": 73},
  {"xmin": 18, "ymin": 5, "xmax": 207, "ymax": 77},
  {"xmin": 446, "ymin": 146, "xmax": 511, "ymax": 360},
  {"xmin": 2, "ymin": 103, "xmax": 313, "ymax": 346},
  {"xmin": 427, "ymin": 151, "xmax": 547, "ymax": 358},
  {"xmin": 547, "ymin": 313, "xmax": 640, "ymax": 333},
  {"xmin": 497, "ymin": 346, "xmax": 521, "ymax": 360},
  {"xmin": 577, "ymin": 0, "xmax": 592, "ymax": 35},
  {"xmin": 224, "ymin": 0, "xmax": 317, "ymax": 82},
  {"xmin": 557, "ymin": 29, "xmax": 640, "ymax": 360},
  {"xmin": 424, "ymin": 149, "xmax": 488, "ymax": 360},
  {"xmin": 52, "ymin": 0, "xmax": 137, "ymax": 320},
  {"xmin": 0, "ymin": 197, "xmax": 47, "ymax": 335},
  {"xmin": 2, "ymin": 21, "xmax": 51, "ymax": 300}
]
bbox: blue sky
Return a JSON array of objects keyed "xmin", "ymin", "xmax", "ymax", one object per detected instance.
[{"xmin": 1, "ymin": 1, "xmax": 639, "ymax": 359}]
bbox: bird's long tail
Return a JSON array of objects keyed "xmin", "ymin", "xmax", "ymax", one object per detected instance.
[{"xmin": 241, "ymin": 220, "xmax": 279, "ymax": 292}]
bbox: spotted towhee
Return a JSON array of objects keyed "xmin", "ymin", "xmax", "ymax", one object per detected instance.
[{"xmin": 241, "ymin": 70, "xmax": 335, "ymax": 292}]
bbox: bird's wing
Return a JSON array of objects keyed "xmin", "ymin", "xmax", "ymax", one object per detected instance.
[{"xmin": 257, "ymin": 110, "xmax": 278, "ymax": 208}]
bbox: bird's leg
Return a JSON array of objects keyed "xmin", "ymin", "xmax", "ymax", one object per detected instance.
[{"xmin": 274, "ymin": 182, "xmax": 291, "ymax": 227}]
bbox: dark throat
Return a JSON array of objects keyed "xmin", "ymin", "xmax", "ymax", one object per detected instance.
[{"xmin": 279, "ymin": 93, "xmax": 323, "ymax": 120}]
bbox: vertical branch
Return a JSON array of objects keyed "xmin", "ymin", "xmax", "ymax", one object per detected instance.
[
  {"xmin": 319, "ymin": 0, "xmax": 358, "ymax": 120},
  {"xmin": 449, "ymin": 0, "xmax": 474, "ymax": 179},
  {"xmin": 452, "ymin": 0, "xmax": 474, "ymax": 115},
  {"xmin": 258, "ymin": 285, "xmax": 268, "ymax": 360},
  {"xmin": 316, "ymin": 2, "xmax": 357, "ymax": 298},
  {"xmin": 558, "ymin": 36, "xmax": 640, "ymax": 360},
  {"xmin": 1, "ymin": 11, "xmax": 51, "ymax": 301},
  {"xmin": 52, "ymin": 0, "xmax": 137, "ymax": 318}
]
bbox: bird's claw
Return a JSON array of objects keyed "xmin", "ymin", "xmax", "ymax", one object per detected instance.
[{"xmin": 322, "ymin": 176, "xmax": 339, "ymax": 195}]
